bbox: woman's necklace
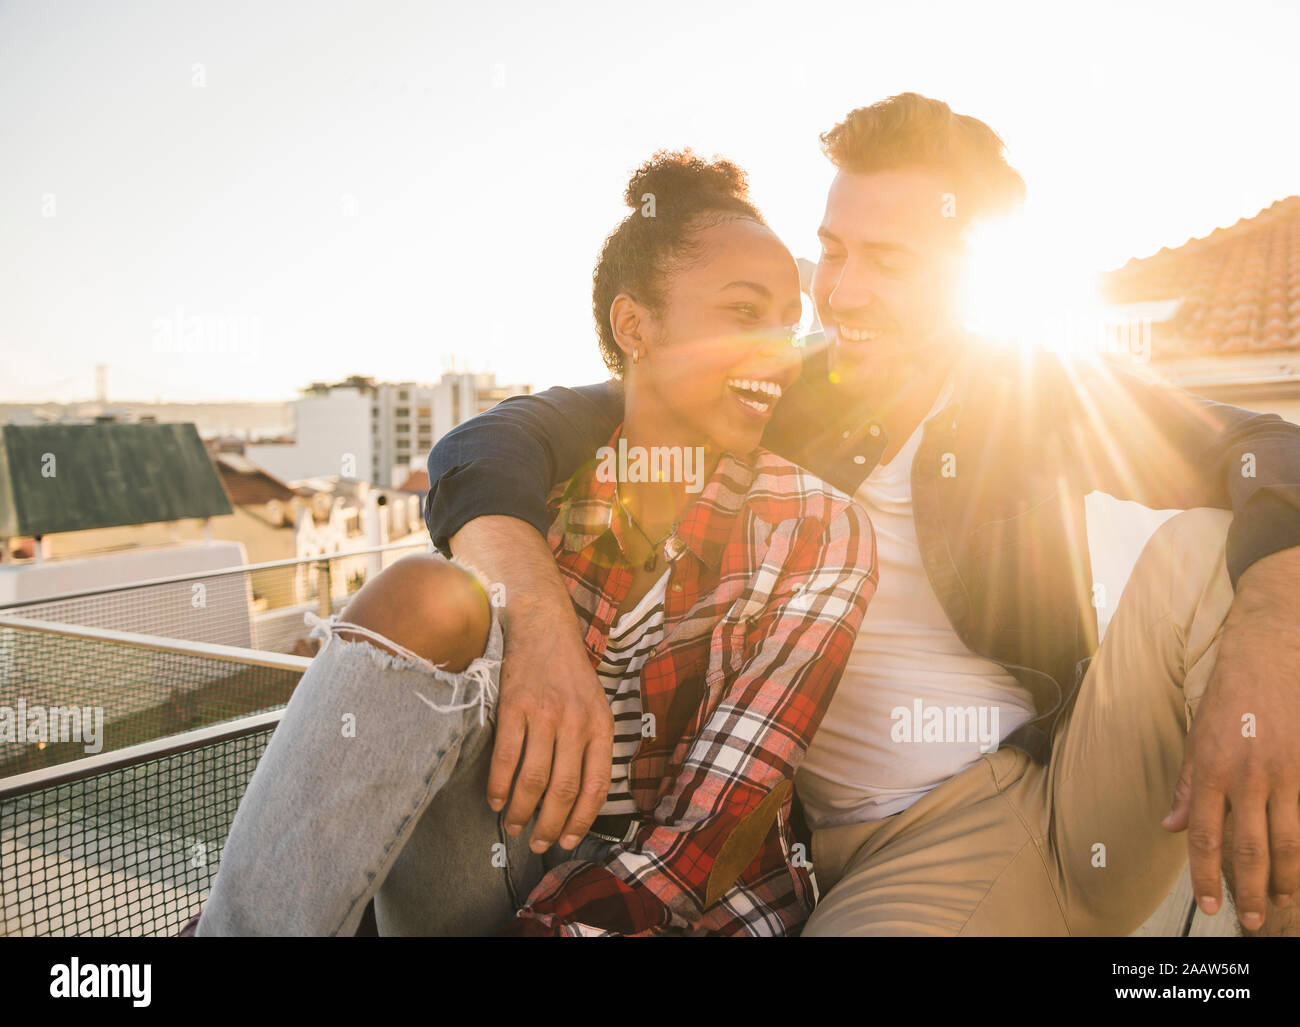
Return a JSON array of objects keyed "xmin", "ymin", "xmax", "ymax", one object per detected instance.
[{"xmin": 614, "ymin": 482, "xmax": 679, "ymax": 572}]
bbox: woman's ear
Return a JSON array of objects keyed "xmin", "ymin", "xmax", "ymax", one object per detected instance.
[{"xmin": 609, "ymin": 293, "xmax": 649, "ymax": 364}]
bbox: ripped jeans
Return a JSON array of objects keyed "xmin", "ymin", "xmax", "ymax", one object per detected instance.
[{"xmin": 195, "ymin": 562, "xmax": 613, "ymax": 936}]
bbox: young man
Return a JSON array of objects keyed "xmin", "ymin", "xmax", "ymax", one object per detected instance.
[{"xmin": 428, "ymin": 93, "xmax": 1300, "ymax": 936}]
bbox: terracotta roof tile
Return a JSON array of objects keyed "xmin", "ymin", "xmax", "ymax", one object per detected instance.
[
  {"xmin": 213, "ymin": 453, "xmax": 297, "ymax": 506},
  {"xmin": 395, "ymin": 469, "xmax": 429, "ymax": 494},
  {"xmin": 1103, "ymin": 196, "xmax": 1300, "ymax": 356}
]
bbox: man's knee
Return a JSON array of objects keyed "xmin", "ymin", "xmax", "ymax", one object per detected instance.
[
  {"xmin": 340, "ymin": 554, "xmax": 492, "ymax": 671},
  {"xmin": 1154, "ymin": 506, "xmax": 1232, "ymax": 547},
  {"xmin": 1118, "ymin": 508, "xmax": 1235, "ymax": 714},
  {"xmin": 1129, "ymin": 508, "xmax": 1233, "ymax": 605}
]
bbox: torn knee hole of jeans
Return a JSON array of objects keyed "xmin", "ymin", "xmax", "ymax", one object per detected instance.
[{"xmin": 304, "ymin": 611, "xmax": 501, "ymax": 725}]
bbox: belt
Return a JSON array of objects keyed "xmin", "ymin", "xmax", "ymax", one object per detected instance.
[{"xmin": 587, "ymin": 812, "xmax": 639, "ymax": 845}]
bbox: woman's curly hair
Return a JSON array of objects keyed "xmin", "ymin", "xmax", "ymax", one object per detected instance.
[{"xmin": 592, "ymin": 149, "xmax": 765, "ymax": 376}]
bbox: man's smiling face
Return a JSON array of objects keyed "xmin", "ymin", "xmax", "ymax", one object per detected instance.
[{"xmin": 812, "ymin": 168, "xmax": 969, "ymax": 402}]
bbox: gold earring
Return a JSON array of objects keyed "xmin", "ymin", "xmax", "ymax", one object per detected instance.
[{"xmin": 631, "ymin": 347, "xmax": 644, "ymax": 365}]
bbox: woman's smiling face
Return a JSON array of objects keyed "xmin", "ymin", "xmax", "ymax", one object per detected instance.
[{"xmin": 623, "ymin": 216, "xmax": 803, "ymax": 455}]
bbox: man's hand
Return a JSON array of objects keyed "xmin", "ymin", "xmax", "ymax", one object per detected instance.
[
  {"xmin": 449, "ymin": 516, "xmax": 614, "ymax": 853},
  {"xmin": 1163, "ymin": 545, "xmax": 1300, "ymax": 930}
]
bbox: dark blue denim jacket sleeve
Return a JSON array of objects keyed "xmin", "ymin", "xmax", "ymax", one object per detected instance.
[
  {"xmin": 1046, "ymin": 355, "xmax": 1300, "ymax": 586},
  {"xmin": 424, "ymin": 380, "xmax": 624, "ymax": 554}
]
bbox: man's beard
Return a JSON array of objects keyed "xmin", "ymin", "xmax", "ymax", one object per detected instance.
[{"xmin": 827, "ymin": 330, "xmax": 961, "ymax": 413}]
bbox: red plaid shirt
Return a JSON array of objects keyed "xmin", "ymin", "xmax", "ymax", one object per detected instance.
[{"xmin": 509, "ymin": 431, "xmax": 877, "ymax": 936}]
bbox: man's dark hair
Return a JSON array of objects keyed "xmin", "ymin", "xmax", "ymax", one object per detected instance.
[
  {"xmin": 820, "ymin": 92, "xmax": 1026, "ymax": 227},
  {"xmin": 592, "ymin": 149, "xmax": 765, "ymax": 376}
]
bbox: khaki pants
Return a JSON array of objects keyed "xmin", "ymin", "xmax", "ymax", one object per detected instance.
[{"xmin": 803, "ymin": 508, "xmax": 1234, "ymax": 936}]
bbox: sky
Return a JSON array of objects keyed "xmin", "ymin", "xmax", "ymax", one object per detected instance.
[{"xmin": 2, "ymin": 0, "xmax": 1298, "ymax": 403}]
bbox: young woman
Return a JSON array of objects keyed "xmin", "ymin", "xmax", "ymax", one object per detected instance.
[{"xmin": 195, "ymin": 151, "xmax": 877, "ymax": 937}]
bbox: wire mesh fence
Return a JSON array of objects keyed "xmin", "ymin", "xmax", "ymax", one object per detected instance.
[
  {"xmin": 0, "ymin": 619, "xmax": 307, "ymax": 778},
  {"xmin": 0, "ymin": 540, "xmax": 427, "ymax": 936},
  {"xmin": 0, "ymin": 719, "xmax": 277, "ymax": 937}
]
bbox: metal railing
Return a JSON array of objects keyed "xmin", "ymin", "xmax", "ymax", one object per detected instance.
[
  {"xmin": 0, "ymin": 539, "xmax": 430, "ymax": 656},
  {"xmin": 1, "ymin": 710, "xmax": 282, "ymax": 937},
  {"xmin": 0, "ymin": 544, "xmax": 436, "ymax": 937},
  {"xmin": 0, "ymin": 614, "xmax": 308, "ymax": 778},
  {"xmin": 0, "ymin": 613, "xmax": 310, "ymax": 937}
]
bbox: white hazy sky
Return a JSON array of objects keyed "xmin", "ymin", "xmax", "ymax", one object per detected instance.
[{"xmin": 3, "ymin": 0, "xmax": 1298, "ymax": 402}]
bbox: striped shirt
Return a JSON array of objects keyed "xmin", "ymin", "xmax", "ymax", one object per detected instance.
[{"xmin": 596, "ymin": 570, "xmax": 669, "ymax": 816}]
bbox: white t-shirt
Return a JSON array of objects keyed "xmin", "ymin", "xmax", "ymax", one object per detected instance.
[{"xmin": 796, "ymin": 378, "xmax": 1038, "ymax": 829}]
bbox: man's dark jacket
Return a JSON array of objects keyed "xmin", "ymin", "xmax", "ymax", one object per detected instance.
[{"xmin": 425, "ymin": 342, "xmax": 1300, "ymax": 763}]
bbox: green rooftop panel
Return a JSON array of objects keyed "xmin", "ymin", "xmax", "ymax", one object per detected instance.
[{"xmin": 0, "ymin": 422, "xmax": 233, "ymax": 538}]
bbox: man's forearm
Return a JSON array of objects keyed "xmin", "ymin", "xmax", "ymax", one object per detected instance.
[
  {"xmin": 449, "ymin": 515, "xmax": 578, "ymax": 632},
  {"xmin": 1225, "ymin": 543, "xmax": 1300, "ymax": 641},
  {"xmin": 1171, "ymin": 541, "xmax": 1300, "ymax": 930},
  {"xmin": 448, "ymin": 514, "xmax": 613, "ymax": 850}
]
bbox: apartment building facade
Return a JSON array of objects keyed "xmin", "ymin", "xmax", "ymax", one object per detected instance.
[{"xmin": 247, "ymin": 372, "xmax": 532, "ymax": 487}]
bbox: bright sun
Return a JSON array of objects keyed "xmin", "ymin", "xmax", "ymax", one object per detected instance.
[{"xmin": 958, "ymin": 212, "xmax": 1109, "ymax": 357}]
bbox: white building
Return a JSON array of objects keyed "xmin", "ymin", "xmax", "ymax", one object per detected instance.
[
  {"xmin": 246, "ymin": 385, "xmax": 374, "ymax": 484},
  {"xmin": 246, "ymin": 372, "xmax": 532, "ymax": 487}
]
